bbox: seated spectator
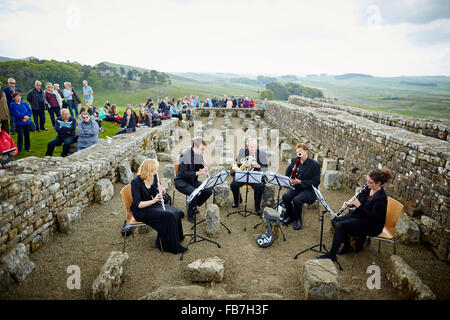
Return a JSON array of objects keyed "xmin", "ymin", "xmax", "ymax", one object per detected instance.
[
  {"xmin": 97, "ymin": 105, "xmax": 107, "ymax": 120},
  {"xmin": 250, "ymin": 98, "xmax": 255, "ymax": 108},
  {"xmin": 137, "ymin": 107, "xmax": 151, "ymax": 128},
  {"xmin": 226, "ymin": 98, "xmax": 233, "ymax": 109},
  {"xmin": 88, "ymin": 107, "xmax": 103, "ymax": 132},
  {"xmin": 46, "ymin": 108, "xmax": 77, "ymax": 157},
  {"xmin": 244, "ymin": 97, "xmax": 250, "ymax": 108},
  {"xmin": 261, "ymin": 98, "xmax": 268, "ymax": 110},
  {"xmin": 77, "ymin": 111, "xmax": 99, "ymax": 151},
  {"xmin": 232, "ymin": 97, "xmax": 237, "ymax": 108},
  {"xmin": 116, "ymin": 106, "xmax": 136, "ymax": 135},
  {"xmin": 170, "ymin": 103, "xmax": 182, "ymax": 120},
  {"xmin": 0, "ymin": 122, "xmax": 18, "ymax": 167},
  {"xmin": 77, "ymin": 107, "xmax": 87, "ymax": 123},
  {"xmin": 10, "ymin": 92, "xmax": 32, "ymax": 155}
]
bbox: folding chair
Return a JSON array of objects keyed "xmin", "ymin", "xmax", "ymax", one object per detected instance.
[
  {"xmin": 120, "ymin": 184, "xmax": 161, "ymax": 253},
  {"xmin": 370, "ymin": 196, "xmax": 404, "ymax": 255}
]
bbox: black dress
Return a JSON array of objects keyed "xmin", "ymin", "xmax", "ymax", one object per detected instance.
[{"xmin": 130, "ymin": 175, "xmax": 186, "ymax": 253}]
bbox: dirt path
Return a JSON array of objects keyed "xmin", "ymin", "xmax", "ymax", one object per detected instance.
[{"xmin": 2, "ymin": 115, "xmax": 449, "ymax": 300}]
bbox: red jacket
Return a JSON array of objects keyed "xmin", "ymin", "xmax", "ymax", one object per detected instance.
[{"xmin": 0, "ymin": 130, "xmax": 18, "ymax": 156}]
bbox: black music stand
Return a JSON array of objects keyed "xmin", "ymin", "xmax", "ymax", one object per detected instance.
[
  {"xmin": 293, "ymin": 186, "xmax": 343, "ymax": 271},
  {"xmin": 227, "ymin": 170, "xmax": 263, "ymax": 231},
  {"xmin": 181, "ymin": 177, "xmax": 221, "ymax": 261},
  {"xmin": 191, "ymin": 170, "xmax": 232, "ymax": 234},
  {"xmin": 253, "ymin": 172, "xmax": 292, "ymax": 230}
]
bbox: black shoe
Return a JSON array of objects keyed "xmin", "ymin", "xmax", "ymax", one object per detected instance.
[
  {"xmin": 187, "ymin": 207, "xmax": 195, "ymax": 223},
  {"xmin": 293, "ymin": 219, "xmax": 302, "ymax": 230},
  {"xmin": 232, "ymin": 203, "xmax": 239, "ymax": 208},
  {"xmin": 337, "ymin": 246, "xmax": 354, "ymax": 255},
  {"xmin": 317, "ymin": 253, "xmax": 337, "ymax": 261},
  {"xmin": 256, "ymin": 208, "xmax": 262, "ymax": 216},
  {"xmin": 25, "ymin": 149, "xmax": 32, "ymax": 152},
  {"xmin": 282, "ymin": 216, "xmax": 292, "ymax": 226},
  {"xmin": 18, "ymin": 151, "xmax": 22, "ymax": 155}
]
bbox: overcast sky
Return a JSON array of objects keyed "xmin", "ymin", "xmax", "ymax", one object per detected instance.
[{"xmin": 0, "ymin": 0, "xmax": 449, "ymax": 76}]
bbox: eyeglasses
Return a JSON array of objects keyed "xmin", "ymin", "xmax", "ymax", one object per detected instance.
[
  {"xmin": 9, "ymin": 83, "xmax": 15, "ymax": 85},
  {"xmin": 82, "ymin": 116, "xmax": 89, "ymax": 119}
]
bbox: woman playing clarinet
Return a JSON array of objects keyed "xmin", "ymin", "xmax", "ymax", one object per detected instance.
[
  {"xmin": 317, "ymin": 168, "xmax": 391, "ymax": 261},
  {"xmin": 130, "ymin": 159, "xmax": 187, "ymax": 253}
]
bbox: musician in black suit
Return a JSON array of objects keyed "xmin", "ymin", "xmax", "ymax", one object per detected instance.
[
  {"xmin": 282, "ymin": 143, "xmax": 321, "ymax": 230},
  {"xmin": 174, "ymin": 138, "xmax": 212, "ymax": 223},
  {"xmin": 230, "ymin": 137, "xmax": 268, "ymax": 216}
]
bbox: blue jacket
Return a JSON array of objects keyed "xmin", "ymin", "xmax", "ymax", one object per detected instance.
[
  {"xmin": 10, "ymin": 101, "xmax": 32, "ymax": 127},
  {"xmin": 3, "ymin": 87, "xmax": 21, "ymax": 108},
  {"xmin": 77, "ymin": 118, "xmax": 99, "ymax": 148},
  {"xmin": 55, "ymin": 116, "xmax": 77, "ymax": 139}
]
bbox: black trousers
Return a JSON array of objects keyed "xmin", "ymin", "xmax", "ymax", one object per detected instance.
[
  {"xmin": 330, "ymin": 214, "xmax": 368, "ymax": 256},
  {"xmin": 230, "ymin": 180, "xmax": 264, "ymax": 210},
  {"xmin": 32, "ymin": 109, "xmax": 46, "ymax": 131},
  {"xmin": 175, "ymin": 179, "xmax": 212, "ymax": 209},
  {"xmin": 16, "ymin": 124, "xmax": 30, "ymax": 152},
  {"xmin": 48, "ymin": 107, "xmax": 61, "ymax": 127},
  {"xmin": 282, "ymin": 188, "xmax": 316, "ymax": 221},
  {"xmin": 46, "ymin": 135, "xmax": 75, "ymax": 157}
]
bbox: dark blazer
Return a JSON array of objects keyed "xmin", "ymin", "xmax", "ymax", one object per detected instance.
[
  {"xmin": 174, "ymin": 147, "xmax": 205, "ymax": 186},
  {"xmin": 285, "ymin": 157, "xmax": 321, "ymax": 191},
  {"xmin": 352, "ymin": 187, "xmax": 387, "ymax": 236},
  {"xmin": 130, "ymin": 175, "xmax": 158, "ymax": 215},
  {"xmin": 26, "ymin": 88, "xmax": 45, "ymax": 111}
]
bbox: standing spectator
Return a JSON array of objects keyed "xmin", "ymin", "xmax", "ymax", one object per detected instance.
[
  {"xmin": 0, "ymin": 81, "xmax": 10, "ymax": 134},
  {"xmin": 63, "ymin": 82, "xmax": 81, "ymax": 118},
  {"xmin": 238, "ymin": 96, "xmax": 244, "ymax": 108},
  {"xmin": 10, "ymin": 92, "xmax": 32, "ymax": 154},
  {"xmin": 212, "ymin": 96, "xmax": 217, "ymax": 108},
  {"xmin": 226, "ymin": 98, "xmax": 233, "ymax": 109},
  {"xmin": 244, "ymin": 97, "xmax": 250, "ymax": 109},
  {"xmin": 250, "ymin": 98, "xmax": 255, "ymax": 108},
  {"xmin": 53, "ymin": 83, "xmax": 67, "ymax": 108},
  {"xmin": 3, "ymin": 78, "xmax": 20, "ymax": 135},
  {"xmin": 232, "ymin": 97, "xmax": 237, "ymax": 108},
  {"xmin": 116, "ymin": 106, "xmax": 136, "ymax": 135},
  {"xmin": 261, "ymin": 98, "xmax": 268, "ymax": 110},
  {"xmin": 46, "ymin": 108, "xmax": 77, "ymax": 157},
  {"xmin": 44, "ymin": 82, "xmax": 63, "ymax": 127},
  {"xmin": 77, "ymin": 111, "xmax": 99, "ymax": 151},
  {"xmin": 27, "ymin": 80, "xmax": 47, "ymax": 131},
  {"xmin": 82, "ymin": 80, "xmax": 94, "ymax": 106},
  {"xmin": 193, "ymin": 96, "xmax": 199, "ymax": 108},
  {"xmin": 0, "ymin": 122, "xmax": 18, "ymax": 167}
]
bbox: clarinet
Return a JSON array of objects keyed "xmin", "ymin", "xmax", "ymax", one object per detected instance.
[
  {"xmin": 331, "ymin": 184, "xmax": 368, "ymax": 223},
  {"xmin": 155, "ymin": 172, "xmax": 165, "ymax": 211}
]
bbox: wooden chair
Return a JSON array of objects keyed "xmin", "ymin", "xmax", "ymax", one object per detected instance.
[
  {"xmin": 370, "ymin": 196, "xmax": 404, "ymax": 254},
  {"xmin": 120, "ymin": 184, "xmax": 160, "ymax": 253}
]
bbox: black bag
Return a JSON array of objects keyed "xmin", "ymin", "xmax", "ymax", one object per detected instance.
[{"xmin": 29, "ymin": 121, "xmax": 37, "ymax": 132}]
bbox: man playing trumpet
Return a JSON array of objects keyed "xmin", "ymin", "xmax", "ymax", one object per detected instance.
[
  {"xmin": 282, "ymin": 143, "xmax": 321, "ymax": 230},
  {"xmin": 230, "ymin": 137, "xmax": 268, "ymax": 216}
]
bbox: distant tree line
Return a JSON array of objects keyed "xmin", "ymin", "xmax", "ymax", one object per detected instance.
[
  {"xmin": 260, "ymin": 81, "xmax": 324, "ymax": 100},
  {"xmin": 0, "ymin": 58, "xmax": 171, "ymax": 91}
]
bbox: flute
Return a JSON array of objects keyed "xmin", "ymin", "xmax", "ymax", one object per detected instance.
[{"xmin": 155, "ymin": 171, "xmax": 165, "ymax": 211}]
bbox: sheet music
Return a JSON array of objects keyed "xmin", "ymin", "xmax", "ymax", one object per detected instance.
[
  {"xmin": 204, "ymin": 170, "xmax": 229, "ymax": 189},
  {"xmin": 187, "ymin": 179, "xmax": 209, "ymax": 203},
  {"xmin": 312, "ymin": 186, "xmax": 335, "ymax": 217},
  {"xmin": 265, "ymin": 172, "xmax": 292, "ymax": 188},
  {"xmin": 234, "ymin": 170, "xmax": 263, "ymax": 184}
]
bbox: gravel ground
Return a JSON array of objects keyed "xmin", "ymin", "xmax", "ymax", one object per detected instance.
[{"xmin": 2, "ymin": 116, "xmax": 449, "ymax": 300}]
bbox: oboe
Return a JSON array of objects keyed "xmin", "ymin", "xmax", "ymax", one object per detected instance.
[
  {"xmin": 331, "ymin": 184, "xmax": 368, "ymax": 223},
  {"xmin": 155, "ymin": 172, "xmax": 165, "ymax": 211}
]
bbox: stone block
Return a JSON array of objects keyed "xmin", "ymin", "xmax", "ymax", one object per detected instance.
[
  {"xmin": 395, "ymin": 213, "xmax": 420, "ymax": 245},
  {"xmin": 158, "ymin": 138, "xmax": 170, "ymax": 152},
  {"xmin": 94, "ymin": 179, "xmax": 114, "ymax": 204},
  {"xmin": 0, "ymin": 243, "xmax": 35, "ymax": 283},
  {"xmin": 139, "ymin": 285, "xmax": 206, "ymax": 300},
  {"xmin": 132, "ymin": 154, "xmax": 147, "ymax": 172},
  {"xmin": 205, "ymin": 204, "xmax": 221, "ymax": 236},
  {"xmin": 118, "ymin": 160, "xmax": 133, "ymax": 184},
  {"xmin": 280, "ymin": 143, "xmax": 293, "ymax": 162},
  {"xmin": 302, "ymin": 259, "xmax": 339, "ymax": 300},
  {"xmin": 92, "ymin": 251, "xmax": 129, "ymax": 300},
  {"xmin": 388, "ymin": 255, "xmax": 435, "ymax": 300},
  {"xmin": 213, "ymin": 182, "xmax": 230, "ymax": 208},
  {"xmin": 262, "ymin": 184, "xmax": 276, "ymax": 208},
  {"xmin": 323, "ymin": 170, "xmax": 343, "ymax": 190},
  {"xmin": 0, "ymin": 266, "xmax": 14, "ymax": 295},
  {"xmin": 157, "ymin": 153, "xmax": 177, "ymax": 163},
  {"xmin": 163, "ymin": 164, "xmax": 175, "ymax": 181},
  {"xmin": 321, "ymin": 158, "xmax": 337, "ymax": 175},
  {"xmin": 57, "ymin": 206, "xmax": 83, "ymax": 234},
  {"xmin": 186, "ymin": 256, "xmax": 225, "ymax": 283}
]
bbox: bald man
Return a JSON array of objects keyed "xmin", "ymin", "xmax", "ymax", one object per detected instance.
[
  {"xmin": 230, "ymin": 138, "xmax": 268, "ymax": 215},
  {"xmin": 45, "ymin": 108, "xmax": 77, "ymax": 157}
]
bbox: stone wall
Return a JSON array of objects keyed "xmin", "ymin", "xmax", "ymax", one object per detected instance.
[
  {"xmin": 0, "ymin": 119, "xmax": 177, "ymax": 257},
  {"xmin": 264, "ymin": 100, "xmax": 450, "ymax": 261},
  {"xmin": 288, "ymin": 96, "xmax": 449, "ymax": 141}
]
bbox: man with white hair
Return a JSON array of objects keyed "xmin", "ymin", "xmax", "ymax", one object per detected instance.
[
  {"xmin": 26, "ymin": 80, "xmax": 47, "ymax": 131},
  {"xmin": 230, "ymin": 137, "xmax": 268, "ymax": 216},
  {"xmin": 45, "ymin": 108, "xmax": 77, "ymax": 157},
  {"xmin": 82, "ymin": 80, "xmax": 94, "ymax": 106},
  {"xmin": 3, "ymin": 78, "xmax": 20, "ymax": 134}
]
